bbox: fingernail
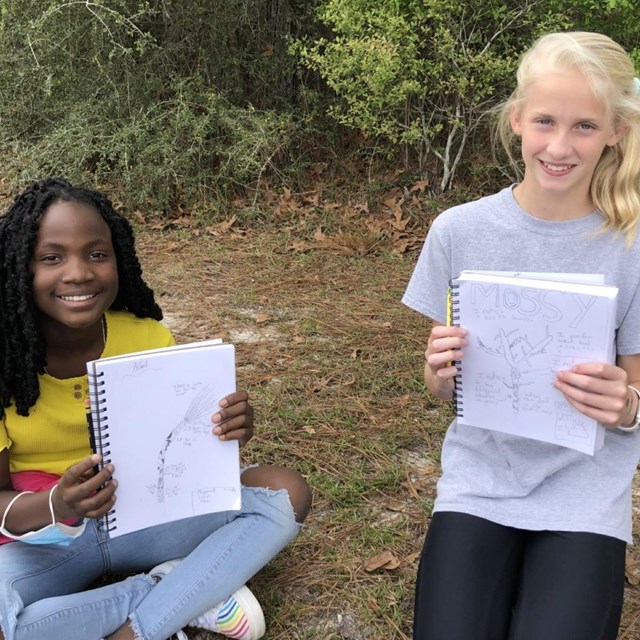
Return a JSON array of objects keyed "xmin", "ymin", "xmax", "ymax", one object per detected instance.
[
  {"xmin": 212, "ymin": 413, "xmax": 221, "ymax": 423},
  {"xmin": 219, "ymin": 398, "xmax": 228, "ymax": 407}
]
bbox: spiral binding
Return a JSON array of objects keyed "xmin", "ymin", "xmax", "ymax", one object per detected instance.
[
  {"xmin": 449, "ymin": 281, "xmax": 464, "ymax": 418},
  {"xmin": 87, "ymin": 370, "xmax": 117, "ymax": 533}
]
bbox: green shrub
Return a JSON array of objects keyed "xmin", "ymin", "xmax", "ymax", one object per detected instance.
[
  {"xmin": 0, "ymin": 0, "xmax": 300, "ymax": 213},
  {"xmin": 293, "ymin": 0, "xmax": 640, "ymax": 192}
]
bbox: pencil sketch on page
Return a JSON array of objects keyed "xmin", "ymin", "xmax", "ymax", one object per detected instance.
[
  {"xmin": 476, "ymin": 326, "xmax": 553, "ymax": 413},
  {"xmin": 150, "ymin": 384, "xmax": 221, "ymax": 504}
]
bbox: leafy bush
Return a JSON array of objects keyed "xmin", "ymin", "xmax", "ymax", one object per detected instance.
[
  {"xmin": 293, "ymin": 0, "xmax": 640, "ymax": 192},
  {"xmin": 0, "ymin": 0, "xmax": 300, "ymax": 213},
  {"xmin": 0, "ymin": 1, "xmax": 637, "ymax": 210}
]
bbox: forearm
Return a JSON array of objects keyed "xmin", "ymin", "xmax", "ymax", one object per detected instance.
[{"xmin": 0, "ymin": 489, "xmax": 58, "ymax": 534}]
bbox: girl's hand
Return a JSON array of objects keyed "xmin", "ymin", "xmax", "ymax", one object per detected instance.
[
  {"xmin": 554, "ymin": 362, "xmax": 628, "ymax": 428},
  {"xmin": 53, "ymin": 454, "xmax": 117, "ymax": 520},
  {"xmin": 424, "ymin": 324, "xmax": 467, "ymax": 399},
  {"xmin": 212, "ymin": 390, "xmax": 254, "ymax": 446}
]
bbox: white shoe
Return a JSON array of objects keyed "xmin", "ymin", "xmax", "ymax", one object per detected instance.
[
  {"xmin": 149, "ymin": 558, "xmax": 188, "ymax": 640},
  {"xmin": 150, "ymin": 557, "xmax": 184, "ymax": 581},
  {"xmin": 149, "ymin": 558, "xmax": 266, "ymax": 639},
  {"xmin": 188, "ymin": 585, "xmax": 266, "ymax": 640}
]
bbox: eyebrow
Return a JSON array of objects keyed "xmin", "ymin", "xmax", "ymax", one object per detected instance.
[
  {"xmin": 531, "ymin": 110, "xmax": 601, "ymax": 121},
  {"xmin": 34, "ymin": 239, "xmax": 111, "ymax": 251}
]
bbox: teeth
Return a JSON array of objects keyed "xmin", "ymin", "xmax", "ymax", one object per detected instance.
[
  {"xmin": 60, "ymin": 294, "xmax": 95, "ymax": 301},
  {"xmin": 542, "ymin": 162, "xmax": 572, "ymax": 172}
]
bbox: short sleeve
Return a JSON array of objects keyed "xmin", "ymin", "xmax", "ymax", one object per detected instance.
[
  {"xmin": 0, "ymin": 417, "xmax": 11, "ymax": 454},
  {"xmin": 402, "ymin": 216, "xmax": 453, "ymax": 323}
]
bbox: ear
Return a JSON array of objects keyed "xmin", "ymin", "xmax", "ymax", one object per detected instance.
[
  {"xmin": 607, "ymin": 123, "xmax": 629, "ymax": 147},
  {"xmin": 509, "ymin": 105, "xmax": 522, "ymax": 136}
]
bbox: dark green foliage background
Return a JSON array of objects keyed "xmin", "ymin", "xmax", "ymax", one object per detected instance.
[{"xmin": 0, "ymin": 0, "xmax": 636, "ymax": 213}]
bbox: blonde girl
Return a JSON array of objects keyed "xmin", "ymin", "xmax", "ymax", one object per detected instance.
[{"xmin": 403, "ymin": 32, "xmax": 640, "ymax": 640}]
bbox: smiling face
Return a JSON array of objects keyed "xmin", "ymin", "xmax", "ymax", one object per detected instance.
[
  {"xmin": 30, "ymin": 199, "xmax": 119, "ymax": 336},
  {"xmin": 510, "ymin": 71, "xmax": 624, "ymax": 219}
]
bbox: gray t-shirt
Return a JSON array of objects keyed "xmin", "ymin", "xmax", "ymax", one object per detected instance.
[{"xmin": 402, "ymin": 186, "xmax": 640, "ymax": 542}]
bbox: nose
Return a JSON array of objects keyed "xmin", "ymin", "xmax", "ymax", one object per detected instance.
[
  {"xmin": 546, "ymin": 129, "xmax": 571, "ymax": 158},
  {"xmin": 61, "ymin": 257, "xmax": 94, "ymax": 283}
]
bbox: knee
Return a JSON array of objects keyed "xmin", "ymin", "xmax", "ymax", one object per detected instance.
[{"xmin": 242, "ymin": 466, "xmax": 312, "ymax": 524}]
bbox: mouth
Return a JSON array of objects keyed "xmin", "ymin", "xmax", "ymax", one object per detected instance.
[
  {"xmin": 57, "ymin": 293, "xmax": 98, "ymax": 302},
  {"xmin": 540, "ymin": 160, "xmax": 574, "ymax": 173}
]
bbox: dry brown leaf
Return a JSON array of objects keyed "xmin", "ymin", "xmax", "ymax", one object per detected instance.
[
  {"xmin": 385, "ymin": 501, "xmax": 408, "ymax": 513},
  {"xmin": 302, "ymin": 192, "xmax": 320, "ymax": 207},
  {"xmin": 204, "ymin": 215, "xmax": 237, "ymax": 236},
  {"xmin": 410, "ymin": 179, "xmax": 429, "ymax": 193},
  {"xmin": 383, "ymin": 196, "xmax": 402, "ymax": 217},
  {"xmin": 133, "ymin": 210, "xmax": 146, "ymax": 225},
  {"xmin": 312, "ymin": 375, "xmax": 335, "ymax": 392},
  {"xmin": 313, "ymin": 227, "xmax": 327, "ymax": 242},
  {"xmin": 168, "ymin": 216, "xmax": 198, "ymax": 228},
  {"xmin": 388, "ymin": 211, "xmax": 409, "ymax": 232},
  {"xmin": 312, "ymin": 227, "xmax": 379, "ymax": 255},
  {"xmin": 353, "ymin": 202, "xmax": 369, "ymax": 215},
  {"xmin": 364, "ymin": 551, "xmax": 401, "ymax": 572},
  {"xmin": 301, "ymin": 425, "xmax": 316, "ymax": 435}
]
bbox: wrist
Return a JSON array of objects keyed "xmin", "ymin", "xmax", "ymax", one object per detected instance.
[{"xmin": 618, "ymin": 385, "xmax": 640, "ymax": 432}]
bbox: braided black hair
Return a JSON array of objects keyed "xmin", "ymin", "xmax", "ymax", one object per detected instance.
[{"xmin": 0, "ymin": 177, "xmax": 163, "ymax": 417}]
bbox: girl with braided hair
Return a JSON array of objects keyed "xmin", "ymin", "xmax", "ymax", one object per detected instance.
[{"xmin": 0, "ymin": 178, "xmax": 311, "ymax": 640}]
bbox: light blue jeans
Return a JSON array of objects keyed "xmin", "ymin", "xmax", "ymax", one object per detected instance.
[{"xmin": 0, "ymin": 486, "xmax": 300, "ymax": 640}]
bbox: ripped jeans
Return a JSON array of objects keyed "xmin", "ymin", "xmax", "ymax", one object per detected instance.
[{"xmin": 0, "ymin": 486, "xmax": 300, "ymax": 640}]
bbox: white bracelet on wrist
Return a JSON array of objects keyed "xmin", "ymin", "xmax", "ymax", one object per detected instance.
[{"xmin": 618, "ymin": 385, "xmax": 640, "ymax": 433}]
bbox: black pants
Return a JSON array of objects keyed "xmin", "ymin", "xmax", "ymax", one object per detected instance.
[{"xmin": 413, "ymin": 511, "xmax": 626, "ymax": 640}]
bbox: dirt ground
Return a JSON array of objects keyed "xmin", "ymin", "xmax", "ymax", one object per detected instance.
[{"xmin": 133, "ymin": 189, "xmax": 640, "ymax": 640}]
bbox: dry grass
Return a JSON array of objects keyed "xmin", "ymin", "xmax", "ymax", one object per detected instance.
[{"xmin": 134, "ymin": 194, "xmax": 640, "ymax": 640}]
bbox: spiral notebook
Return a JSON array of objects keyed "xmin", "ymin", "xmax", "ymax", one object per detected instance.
[
  {"xmin": 449, "ymin": 271, "xmax": 618, "ymax": 455},
  {"xmin": 87, "ymin": 339, "xmax": 241, "ymax": 537}
]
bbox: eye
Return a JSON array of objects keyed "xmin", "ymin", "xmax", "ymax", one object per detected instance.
[
  {"xmin": 535, "ymin": 118, "xmax": 552, "ymax": 126},
  {"xmin": 577, "ymin": 122, "xmax": 595, "ymax": 131},
  {"xmin": 39, "ymin": 254, "xmax": 61, "ymax": 264},
  {"xmin": 89, "ymin": 251, "xmax": 110, "ymax": 260}
]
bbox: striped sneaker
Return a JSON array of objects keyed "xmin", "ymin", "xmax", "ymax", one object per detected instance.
[{"xmin": 188, "ymin": 585, "xmax": 266, "ymax": 640}]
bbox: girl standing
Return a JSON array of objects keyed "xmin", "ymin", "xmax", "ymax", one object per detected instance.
[
  {"xmin": 0, "ymin": 178, "xmax": 311, "ymax": 640},
  {"xmin": 403, "ymin": 32, "xmax": 640, "ymax": 640}
]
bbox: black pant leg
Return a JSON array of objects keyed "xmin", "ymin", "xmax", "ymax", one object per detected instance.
[
  {"xmin": 413, "ymin": 511, "xmax": 525, "ymax": 640},
  {"xmin": 509, "ymin": 529, "xmax": 625, "ymax": 640}
]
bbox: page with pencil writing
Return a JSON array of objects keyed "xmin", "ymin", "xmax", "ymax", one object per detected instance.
[
  {"xmin": 451, "ymin": 272, "xmax": 618, "ymax": 455},
  {"xmin": 87, "ymin": 340, "xmax": 241, "ymax": 537}
]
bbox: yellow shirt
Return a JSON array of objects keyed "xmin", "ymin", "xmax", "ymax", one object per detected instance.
[{"xmin": 1, "ymin": 310, "xmax": 175, "ymax": 475}]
